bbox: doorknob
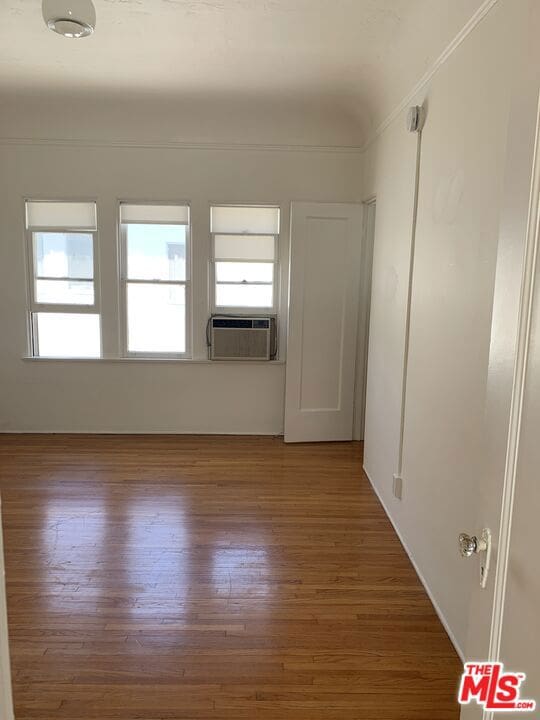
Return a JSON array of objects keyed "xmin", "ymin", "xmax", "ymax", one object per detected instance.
[
  {"xmin": 459, "ymin": 529, "xmax": 492, "ymax": 588},
  {"xmin": 459, "ymin": 533, "xmax": 487, "ymax": 557}
]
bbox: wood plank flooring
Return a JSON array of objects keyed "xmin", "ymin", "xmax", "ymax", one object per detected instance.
[{"xmin": 0, "ymin": 435, "xmax": 461, "ymax": 719}]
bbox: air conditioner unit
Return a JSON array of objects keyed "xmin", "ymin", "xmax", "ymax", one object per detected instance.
[{"xmin": 209, "ymin": 316, "xmax": 276, "ymax": 360}]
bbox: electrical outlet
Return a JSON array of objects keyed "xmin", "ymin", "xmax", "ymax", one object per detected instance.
[{"xmin": 392, "ymin": 474, "xmax": 403, "ymax": 500}]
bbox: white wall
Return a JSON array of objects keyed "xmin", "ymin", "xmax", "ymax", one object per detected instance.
[
  {"xmin": 361, "ymin": 117, "xmax": 418, "ymax": 467},
  {"xmin": 0, "ymin": 92, "xmax": 364, "ymax": 149},
  {"xmin": 0, "ymin": 142, "xmax": 360, "ymax": 433},
  {"xmin": 362, "ymin": 0, "xmax": 524, "ymax": 654}
]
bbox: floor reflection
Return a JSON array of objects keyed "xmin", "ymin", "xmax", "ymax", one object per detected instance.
[
  {"xmin": 41, "ymin": 495, "xmax": 106, "ymax": 612},
  {"xmin": 211, "ymin": 545, "xmax": 271, "ymax": 598},
  {"xmin": 125, "ymin": 492, "xmax": 190, "ymax": 618}
]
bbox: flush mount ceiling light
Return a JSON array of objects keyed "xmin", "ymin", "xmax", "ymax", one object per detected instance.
[{"xmin": 42, "ymin": 0, "xmax": 96, "ymax": 38}]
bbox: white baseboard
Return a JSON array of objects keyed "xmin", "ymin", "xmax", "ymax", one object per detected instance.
[
  {"xmin": 0, "ymin": 429, "xmax": 283, "ymax": 436},
  {"xmin": 363, "ymin": 465, "xmax": 465, "ymax": 662}
]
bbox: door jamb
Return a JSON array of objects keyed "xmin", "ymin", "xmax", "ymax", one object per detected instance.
[{"xmin": 353, "ymin": 196, "xmax": 376, "ymax": 441}]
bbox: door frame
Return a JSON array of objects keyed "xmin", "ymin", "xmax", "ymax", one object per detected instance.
[{"xmin": 353, "ymin": 196, "xmax": 376, "ymax": 441}]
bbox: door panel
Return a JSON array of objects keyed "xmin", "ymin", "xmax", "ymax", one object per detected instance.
[
  {"xmin": 461, "ymin": 2, "xmax": 540, "ymax": 717},
  {"xmin": 285, "ymin": 203, "xmax": 362, "ymax": 442}
]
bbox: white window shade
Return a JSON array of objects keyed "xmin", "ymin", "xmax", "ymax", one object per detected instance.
[
  {"xmin": 26, "ymin": 201, "xmax": 97, "ymax": 230},
  {"xmin": 120, "ymin": 204, "xmax": 189, "ymax": 225},
  {"xmin": 214, "ymin": 234, "xmax": 275, "ymax": 261},
  {"xmin": 211, "ymin": 206, "xmax": 280, "ymax": 234}
]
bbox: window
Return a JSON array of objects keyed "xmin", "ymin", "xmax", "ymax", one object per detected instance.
[
  {"xmin": 210, "ymin": 206, "xmax": 280, "ymax": 312},
  {"xmin": 120, "ymin": 203, "xmax": 190, "ymax": 356},
  {"xmin": 25, "ymin": 200, "xmax": 101, "ymax": 358},
  {"xmin": 24, "ymin": 200, "xmax": 282, "ymax": 361}
]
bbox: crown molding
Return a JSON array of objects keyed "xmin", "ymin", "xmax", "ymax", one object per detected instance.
[
  {"xmin": 0, "ymin": 0, "xmax": 498, "ymax": 158},
  {"xmin": 361, "ymin": 0, "xmax": 499, "ymax": 152},
  {"xmin": 0, "ymin": 136, "xmax": 364, "ymax": 155}
]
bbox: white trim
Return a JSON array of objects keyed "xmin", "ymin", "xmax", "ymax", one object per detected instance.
[
  {"xmin": 363, "ymin": 465, "xmax": 465, "ymax": 661},
  {"xmin": 0, "ymin": 137, "xmax": 364, "ymax": 155},
  {"xmin": 483, "ymin": 92, "xmax": 540, "ymax": 720},
  {"xmin": 25, "ymin": 205, "xmax": 102, "ymax": 356},
  {"xmin": 27, "ymin": 227, "xmax": 100, "ymax": 312},
  {"xmin": 210, "ymin": 206, "xmax": 281, "ymax": 318},
  {"xmin": 0, "ymin": 502, "xmax": 14, "ymax": 720},
  {"xmin": 0, "ymin": 429, "xmax": 285, "ymax": 436},
  {"xmin": 35, "ymin": 275, "xmax": 95, "ymax": 282},
  {"xmin": 361, "ymin": 0, "xmax": 499, "ymax": 151},
  {"xmin": 119, "ymin": 205, "xmax": 192, "ymax": 359},
  {"xmin": 22, "ymin": 356, "xmax": 285, "ymax": 365},
  {"xmin": 353, "ymin": 198, "xmax": 376, "ymax": 441},
  {"xmin": 31, "ymin": 304, "xmax": 99, "ymax": 314},
  {"xmin": 212, "ymin": 259, "xmax": 278, "ymax": 314}
]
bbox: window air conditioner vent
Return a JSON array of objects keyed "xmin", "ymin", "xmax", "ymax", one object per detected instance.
[{"xmin": 209, "ymin": 316, "xmax": 276, "ymax": 360}]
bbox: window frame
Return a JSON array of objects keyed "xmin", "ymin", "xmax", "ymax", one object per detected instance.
[
  {"xmin": 118, "ymin": 201, "xmax": 192, "ymax": 359},
  {"xmin": 210, "ymin": 205, "xmax": 280, "ymax": 316},
  {"xmin": 25, "ymin": 199, "xmax": 101, "ymax": 358}
]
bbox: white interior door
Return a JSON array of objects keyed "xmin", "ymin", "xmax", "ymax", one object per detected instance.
[
  {"xmin": 461, "ymin": 3, "xmax": 540, "ymax": 717},
  {"xmin": 285, "ymin": 202, "xmax": 362, "ymax": 442}
]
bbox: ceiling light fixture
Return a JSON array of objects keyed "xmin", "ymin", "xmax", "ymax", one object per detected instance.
[{"xmin": 42, "ymin": 0, "xmax": 96, "ymax": 38}]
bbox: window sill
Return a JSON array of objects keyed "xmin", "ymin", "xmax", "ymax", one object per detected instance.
[{"xmin": 22, "ymin": 356, "xmax": 285, "ymax": 365}]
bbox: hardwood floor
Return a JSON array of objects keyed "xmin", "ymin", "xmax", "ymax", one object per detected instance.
[{"xmin": 0, "ymin": 435, "xmax": 461, "ymax": 719}]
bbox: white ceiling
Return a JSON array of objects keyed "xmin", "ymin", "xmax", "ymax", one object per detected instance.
[{"xmin": 0, "ymin": 0, "xmax": 484, "ymax": 144}]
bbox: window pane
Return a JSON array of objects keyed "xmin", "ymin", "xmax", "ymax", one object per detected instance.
[
  {"xmin": 211, "ymin": 206, "xmax": 280, "ymax": 234},
  {"xmin": 216, "ymin": 283, "xmax": 273, "ymax": 308},
  {"xmin": 214, "ymin": 235, "xmax": 275, "ymax": 261},
  {"xmin": 127, "ymin": 283, "xmax": 186, "ymax": 353},
  {"xmin": 34, "ymin": 313, "xmax": 100, "ymax": 358},
  {"xmin": 34, "ymin": 233, "xmax": 94, "ymax": 279},
  {"xmin": 35, "ymin": 279, "xmax": 94, "ymax": 305},
  {"xmin": 216, "ymin": 262, "xmax": 273, "ymax": 283},
  {"xmin": 26, "ymin": 201, "xmax": 97, "ymax": 230},
  {"xmin": 127, "ymin": 225, "xmax": 187, "ymax": 281}
]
